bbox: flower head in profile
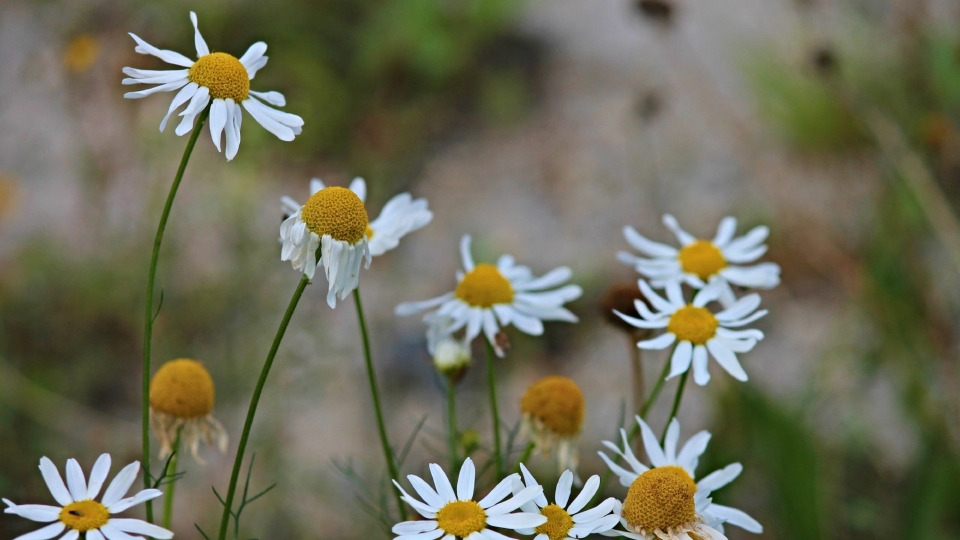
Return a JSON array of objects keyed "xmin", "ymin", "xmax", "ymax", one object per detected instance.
[
  {"xmin": 395, "ymin": 235, "xmax": 582, "ymax": 356},
  {"xmin": 150, "ymin": 358, "xmax": 228, "ymax": 462},
  {"xmin": 512, "ymin": 465, "xmax": 620, "ymax": 540},
  {"xmin": 122, "ymin": 11, "xmax": 303, "ymax": 160},
  {"xmin": 598, "ymin": 417, "xmax": 762, "ymax": 538},
  {"xmin": 3, "ymin": 454, "xmax": 172, "ymax": 540},
  {"xmin": 429, "ymin": 324, "xmax": 472, "ymax": 380},
  {"xmin": 618, "ymin": 215, "xmax": 779, "ymax": 306},
  {"xmin": 391, "ymin": 457, "xmax": 547, "ymax": 540},
  {"xmin": 616, "ymin": 280, "xmax": 766, "ymax": 385},
  {"xmin": 520, "ymin": 376, "xmax": 586, "ymax": 480}
]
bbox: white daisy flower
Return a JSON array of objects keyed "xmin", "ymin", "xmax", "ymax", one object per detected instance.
[
  {"xmin": 598, "ymin": 417, "xmax": 762, "ymax": 538},
  {"xmin": 122, "ymin": 11, "xmax": 304, "ymax": 160},
  {"xmin": 391, "ymin": 457, "xmax": 548, "ymax": 540},
  {"xmin": 519, "ymin": 377, "xmax": 586, "ymax": 482},
  {"xmin": 395, "ymin": 235, "xmax": 582, "ymax": 357},
  {"xmin": 3, "ymin": 454, "xmax": 172, "ymax": 540},
  {"xmin": 615, "ymin": 279, "xmax": 766, "ymax": 385},
  {"xmin": 511, "ymin": 465, "xmax": 620, "ymax": 540},
  {"xmin": 618, "ymin": 215, "xmax": 780, "ymax": 306}
]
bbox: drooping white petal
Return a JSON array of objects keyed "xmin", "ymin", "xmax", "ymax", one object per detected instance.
[
  {"xmin": 11, "ymin": 522, "xmax": 65, "ymax": 540},
  {"xmin": 158, "ymin": 82, "xmax": 198, "ymax": 132},
  {"xmin": 705, "ymin": 339, "xmax": 749, "ymax": 381},
  {"xmin": 395, "ymin": 293, "xmax": 455, "ymax": 316},
  {"xmin": 704, "ymin": 504, "xmax": 762, "ymax": 533},
  {"xmin": 692, "ymin": 345, "xmax": 710, "ymax": 386},
  {"xmin": 393, "ymin": 520, "xmax": 440, "ymax": 535},
  {"xmin": 662, "ymin": 214, "xmax": 696, "ymax": 245},
  {"xmin": 208, "ymin": 98, "xmax": 227, "ymax": 152},
  {"xmin": 668, "ymin": 341, "xmax": 693, "ymax": 379},
  {"xmin": 123, "ymin": 79, "xmax": 188, "ymax": 99},
  {"xmin": 128, "ymin": 33, "xmax": 194, "ymax": 67},
  {"xmin": 225, "ymin": 100, "xmax": 242, "ymax": 160},
  {"xmin": 623, "ymin": 225, "xmax": 679, "ymax": 257},
  {"xmin": 636, "ymin": 332, "xmax": 676, "ymax": 350},
  {"xmin": 242, "ymin": 97, "xmax": 295, "ymax": 141},
  {"xmin": 174, "ymin": 86, "xmax": 210, "ymax": 136},
  {"xmin": 189, "ymin": 12, "xmax": 209, "ymax": 57},
  {"xmin": 2, "ymin": 501, "xmax": 61, "ymax": 523},
  {"xmin": 459, "ymin": 235, "xmax": 475, "ymax": 271}
]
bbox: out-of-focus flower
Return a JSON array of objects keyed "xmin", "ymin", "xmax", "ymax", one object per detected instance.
[
  {"xmin": 150, "ymin": 358, "xmax": 227, "ymax": 462},
  {"xmin": 279, "ymin": 183, "xmax": 371, "ymax": 308},
  {"xmin": 599, "ymin": 417, "xmax": 762, "ymax": 538},
  {"xmin": 391, "ymin": 457, "xmax": 547, "ymax": 540},
  {"xmin": 634, "ymin": 0, "xmax": 674, "ymax": 26},
  {"xmin": 395, "ymin": 235, "xmax": 582, "ymax": 356},
  {"xmin": 63, "ymin": 35, "xmax": 100, "ymax": 73},
  {"xmin": 3, "ymin": 454, "xmax": 172, "ymax": 540},
  {"xmin": 615, "ymin": 280, "xmax": 766, "ymax": 385},
  {"xmin": 512, "ymin": 465, "xmax": 620, "ymax": 540},
  {"xmin": 459, "ymin": 429, "xmax": 481, "ymax": 456},
  {"xmin": 0, "ymin": 173, "xmax": 18, "ymax": 221},
  {"xmin": 599, "ymin": 283, "xmax": 648, "ymax": 334},
  {"xmin": 432, "ymin": 334, "xmax": 472, "ymax": 379},
  {"xmin": 122, "ymin": 11, "xmax": 303, "ymax": 160},
  {"xmin": 520, "ymin": 376, "xmax": 585, "ymax": 480},
  {"xmin": 618, "ymin": 214, "xmax": 780, "ymax": 306}
]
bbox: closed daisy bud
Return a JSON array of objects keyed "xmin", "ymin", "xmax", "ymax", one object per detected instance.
[
  {"xmin": 433, "ymin": 336, "xmax": 472, "ymax": 380},
  {"xmin": 519, "ymin": 376, "xmax": 585, "ymax": 480},
  {"xmin": 149, "ymin": 359, "xmax": 227, "ymax": 463}
]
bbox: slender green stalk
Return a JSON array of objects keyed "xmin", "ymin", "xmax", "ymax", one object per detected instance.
[
  {"xmin": 142, "ymin": 106, "xmax": 210, "ymax": 523},
  {"xmin": 512, "ymin": 441, "xmax": 535, "ymax": 473},
  {"xmin": 630, "ymin": 335, "xmax": 645, "ymax": 420},
  {"xmin": 446, "ymin": 377, "xmax": 459, "ymax": 474},
  {"xmin": 162, "ymin": 429, "xmax": 182, "ymax": 530},
  {"xmin": 352, "ymin": 288, "xmax": 407, "ymax": 521},
  {"xmin": 483, "ymin": 339, "xmax": 504, "ymax": 479},
  {"xmin": 216, "ymin": 274, "xmax": 310, "ymax": 540},
  {"xmin": 660, "ymin": 370, "xmax": 689, "ymax": 445}
]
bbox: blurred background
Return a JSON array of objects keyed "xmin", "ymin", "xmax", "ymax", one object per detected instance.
[{"xmin": 2, "ymin": 0, "xmax": 960, "ymax": 538}]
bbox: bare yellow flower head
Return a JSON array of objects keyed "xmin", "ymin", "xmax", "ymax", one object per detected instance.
[
  {"xmin": 435, "ymin": 500, "xmax": 487, "ymax": 538},
  {"xmin": 188, "ymin": 52, "xmax": 250, "ymax": 102},
  {"xmin": 667, "ymin": 306, "xmax": 719, "ymax": 345},
  {"xmin": 300, "ymin": 186, "xmax": 369, "ymax": 244},
  {"xmin": 149, "ymin": 359, "xmax": 227, "ymax": 462},
  {"xmin": 63, "ymin": 35, "xmax": 100, "ymax": 73},
  {"xmin": 677, "ymin": 240, "xmax": 727, "ymax": 280},
  {"xmin": 535, "ymin": 503, "xmax": 575, "ymax": 540},
  {"xmin": 622, "ymin": 466, "xmax": 697, "ymax": 533},
  {"xmin": 520, "ymin": 376, "xmax": 585, "ymax": 479},
  {"xmin": 455, "ymin": 264, "xmax": 514, "ymax": 308}
]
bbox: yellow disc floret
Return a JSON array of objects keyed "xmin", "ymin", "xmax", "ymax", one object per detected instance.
[
  {"xmin": 622, "ymin": 466, "xmax": 697, "ymax": 532},
  {"xmin": 299, "ymin": 187, "xmax": 369, "ymax": 244},
  {"xmin": 150, "ymin": 359, "xmax": 216, "ymax": 419},
  {"xmin": 436, "ymin": 500, "xmax": 487, "ymax": 538},
  {"xmin": 455, "ymin": 264, "xmax": 514, "ymax": 307},
  {"xmin": 59, "ymin": 500, "xmax": 109, "ymax": 532},
  {"xmin": 667, "ymin": 306, "xmax": 718, "ymax": 345},
  {"xmin": 365, "ymin": 224, "xmax": 375, "ymax": 239},
  {"xmin": 188, "ymin": 52, "xmax": 250, "ymax": 102},
  {"xmin": 535, "ymin": 504, "xmax": 574, "ymax": 540},
  {"xmin": 678, "ymin": 240, "xmax": 727, "ymax": 280},
  {"xmin": 520, "ymin": 376, "xmax": 585, "ymax": 436}
]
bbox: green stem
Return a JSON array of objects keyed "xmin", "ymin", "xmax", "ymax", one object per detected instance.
[
  {"xmin": 660, "ymin": 370, "xmax": 689, "ymax": 445},
  {"xmin": 161, "ymin": 429, "xmax": 182, "ymax": 530},
  {"xmin": 142, "ymin": 106, "xmax": 209, "ymax": 523},
  {"xmin": 352, "ymin": 288, "xmax": 407, "ymax": 521},
  {"xmin": 483, "ymin": 339, "xmax": 504, "ymax": 479},
  {"xmin": 513, "ymin": 441, "xmax": 535, "ymax": 474},
  {"xmin": 216, "ymin": 274, "xmax": 310, "ymax": 540},
  {"xmin": 446, "ymin": 377, "xmax": 459, "ymax": 475}
]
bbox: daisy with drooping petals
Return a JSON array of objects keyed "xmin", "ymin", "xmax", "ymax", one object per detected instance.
[
  {"xmin": 615, "ymin": 279, "xmax": 766, "ymax": 385},
  {"xmin": 3, "ymin": 454, "xmax": 172, "ymax": 540},
  {"xmin": 123, "ymin": 11, "xmax": 303, "ymax": 160},
  {"xmin": 618, "ymin": 215, "xmax": 780, "ymax": 306},
  {"xmin": 598, "ymin": 417, "xmax": 762, "ymax": 538},
  {"xmin": 150, "ymin": 358, "xmax": 227, "ymax": 462},
  {"xmin": 519, "ymin": 376, "xmax": 586, "ymax": 481},
  {"xmin": 391, "ymin": 457, "xmax": 547, "ymax": 540},
  {"xmin": 395, "ymin": 235, "xmax": 582, "ymax": 356},
  {"xmin": 512, "ymin": 465, "xmax": 620, "ymax": 540}
]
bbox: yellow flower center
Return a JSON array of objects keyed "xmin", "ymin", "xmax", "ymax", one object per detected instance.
[
  {"xmin": 667, "ymin": 306, "xmax": 718, "ymax": 345},
  {"xmin": 188, "ymin": 52, "xmax": 250, "ymax": 102},
  {"xmin": 63, "ymin": 35, "xmax": 99, "ymax": 73},
  {"xmin": 59, "ymin": 500, "xmax": 109, "ymax": 532},
  {"xmin": 678, "ymin": 240, "xmax": 727, "ymax": 280},
  {"xmin": 622, "ymin": 466, "xmax": 697, "ymax": 533},
  {"xmin": 365, "ymin": 224, "xmax": 375, "ymax": 239},
  {"xmin": 436, "ymin": 500, "xmax": 487, "ymax": 538},
  {"xmin": 150, "ymin": 358, "xmax": 216, "ymax": 419},
  {"xmin": 535, "ymin": 504, "xmax": 574, "ymax": 540},
  {"xmin": 455, "ymin": 264, "xmax": 514, "ymax": 308},
  {"xmin": 300, "ymin": 187, "xmax": 369, "ymax": 244},
  {"xmin": 520, "ymin": 376, "xmax": 585, "ymax": 436}
]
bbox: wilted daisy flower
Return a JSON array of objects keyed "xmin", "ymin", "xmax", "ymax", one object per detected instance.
[
  {"xmin": 616, "ymin": 280, "xmax": 766, "ymax": 385},
  {"xmin": 520, "ymin": 376, "xmax": 585, "ymax": 480},
  {"xmin": 618, "ymin": 215, "xmax": 780, "ymax": 305},
  {"xmin": 598, "ymin": 417, "xmax": 762, "ymax": 538},
  {"xmin": 150, "ymin": 358, "xmax": 227, "ymax": 462},
  {"xmin": 391, "ymin": 457, "xmax": 547, "ymax": 540},
  {"xmin": 395, "ymin": 235, "xmax": 582, "ymax": 356},
  {"xmin": 512, "ymin": 465, "xmax": 620, "ymax": 540},
  {"xmin": 122, "ymin": 11, "xmax": 303, "ymax": 160},
  {"xmin": 3, "ymin": 454, "xmax": 172, "ymax": 540}
]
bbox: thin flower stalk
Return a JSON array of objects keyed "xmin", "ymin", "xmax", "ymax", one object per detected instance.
[
  {"xmin": 661, "ymin": 370, "xmax": 689, "ymax": 446},
  {"xmin": 484, "ymin": 338, "xmax": 504, "ymax": 479},
  {"xmin": 161, "ymin": 429, "xmax": 182, "ymax": 530},
  {"xmin": 446, "ymin": 377, "xmax": 459, "ymax": 475}
]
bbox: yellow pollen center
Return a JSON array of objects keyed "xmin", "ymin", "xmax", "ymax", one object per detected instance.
[
  {"xmin": 188, "ymin": 52, "xmax": 250, "ymax": 102},
  {"xmin": 678, "ymin": 240, "xmax": 727, "ymax": 280},
  {"xmin": 150, "ymin": 358, "xmax": 216, "ymax": 418},
  {"xmin": 365, "ymin": 224, "xmax": 375, "ymax": 239},
  {"xmin": 667, "ymin": 306, "xmax": 718, "ymax": 345},
  {"xmin": 300, "ymin": 187, "xmax": 369, "ymax": 244},
  {"xmin": 436, "ymin": 500, "xmax": 487, "ymax": 538},
  {"xmin": 535, "ymin": 504, "xmax": 574, "ymax": 540},
  {"xmin": 622, "ymin": 466, "xmax": 697, "ymax": 532},
  {"xmin": 455, "ymin": 264, "xmax": 514, "ymax": 307},
  {"xmin": 520, "ymin": 376, "xmax": 585, "ymax": 436},
  {"xmin": 59, "ymin": 500, "xmax": 109, "ymax": 532}
]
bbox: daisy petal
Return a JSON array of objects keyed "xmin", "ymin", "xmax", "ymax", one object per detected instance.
[
  {"xmin": 637, "ymin": 332, "xmax": 676, "ymax": 350},
  {"xmin": 555, "ymin": 470, "xmax": 573, "ymax": 508},
  {"xmin": 663, "ymin": 419, "xmax": 681, "ymax": 463},
  {"xmin": 676, "ymin": 431, "xmax": 711, "ymax": 474},
  {"xmin": 408, "ymin": 475, "xmax": 446, "ymax": 509},
  {"xmin": 395, "ymin": 529, "xmax": 445, "ymax": 540},
  {"xmin": 106, "ymin": 489, "xmax": 163, "ymax": 514},
  {"xmin": 108, "ymin": 518, "xmax": 173, "ymax": 539},
  {"xmin": 697, "ymin": 463, "xmax": 742, "ymax": 492},
  {"xmin": 12, "ymin": 522, "xmax": 65, "ymax": 540},
  {"xmin": 705, "ymin": 504, "xmax": 763, "ymax": 533},
  {"xmin": 478, "ymin": 474, "xmax": 520, "ymax": 509},
  {"xmin": 668, "ymin": 341, "xmax": 693, "ymax": 379},
  {"xmin": 623, "ymin": 225, "xmax": 678, "ymax": 257},
  {"xmin": 64, "ymin": 459, "xmax": 87, "ymax": 503},
  {"xmin": 460, "ymin": 235, "xmax": 475, "ymax": 271},
  {"xmin": 238, "ymin": 42, "xmax": 267, "ymax": 73},
  {"xmin": 128, "ymin": 33, "xmax": 194, "ymax": 67},
  {"xmin": 101, "ymin": 462, "xmax": 140, "ymax": 508},
  {"xmin": 209, "ymin": 98, "xmax": 227, "ymax": 152},
  {"xmin": 705, "ymin": 340, "xmax": 749, "ymax": 381},
  {"xmin": 3, "ymin": 502, "xmax": 61, "ymax": 523},
  {"xmin": 566, "ymin": 475, "xmax": 600, "ymax": 514},
  {"xmin": 349, "ymin": 177, "xmax": 367, "ymax": 202},
  {"xmin": 638, "ymin": 417, "xmax": 666, "ymax": 467},
  {"xmin": 692, "ymin": 345, "xmax": 710, "ymax": 386},
  {"xmin": 189, "ymin": 12, "xmax": 209, "ymax": 57},
  {"xmin": 662, "ymin": 214, "xmax": 696, "ymax": 245},
  {"xmin": 712, "ymin": 217, "xmax": 737, "ymax": 248},
  {"xmin": 38, "ymin": 457, "xmax": 72, "ymax": 506},
  {"xmin": 572, "ymin": 497, "xmax": 616, "ymax": 523},
  {"xmin": 457, "ymin": 458, "xmax": 475, "ymax": 500},
  {"xmin": 393, "ymin": 521, "xmax": 440, "ymax": 535},
  {"xmin": 429, "ymin": 464, "xmax": 456, "ymax": 502},
  {"xmin": 484, "ymin": 513, "xmax": 547, "ymax": 529}
]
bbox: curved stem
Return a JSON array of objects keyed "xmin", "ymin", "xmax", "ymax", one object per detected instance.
[
  {"xmin": 660, "ymin": 370, "xmax": 689, "ymax": 445},
  {"xmin": 446, "ymin": 377, "xmax": 459, "ymax": 475},
  {"xmin": 142, "ymin": 107, "xmax": 209, "ymax": 523},
  {"xmin": 161, "ymin": 429, "xmax": 182, "ymax": 530},
  {"xmin": 483, "ymin": 339, "xmax": 504, "ymax": 479},
  {"xmin": 216, "ymin": 274, "xmax": 310, "ymax": 540},
  {"xmin": 512, "ymin": 442, "xmax": 535, "ymax": 474},
  {"xmin": 353, "ymin": 288, "xmax": 407, "ymax": 521}
]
